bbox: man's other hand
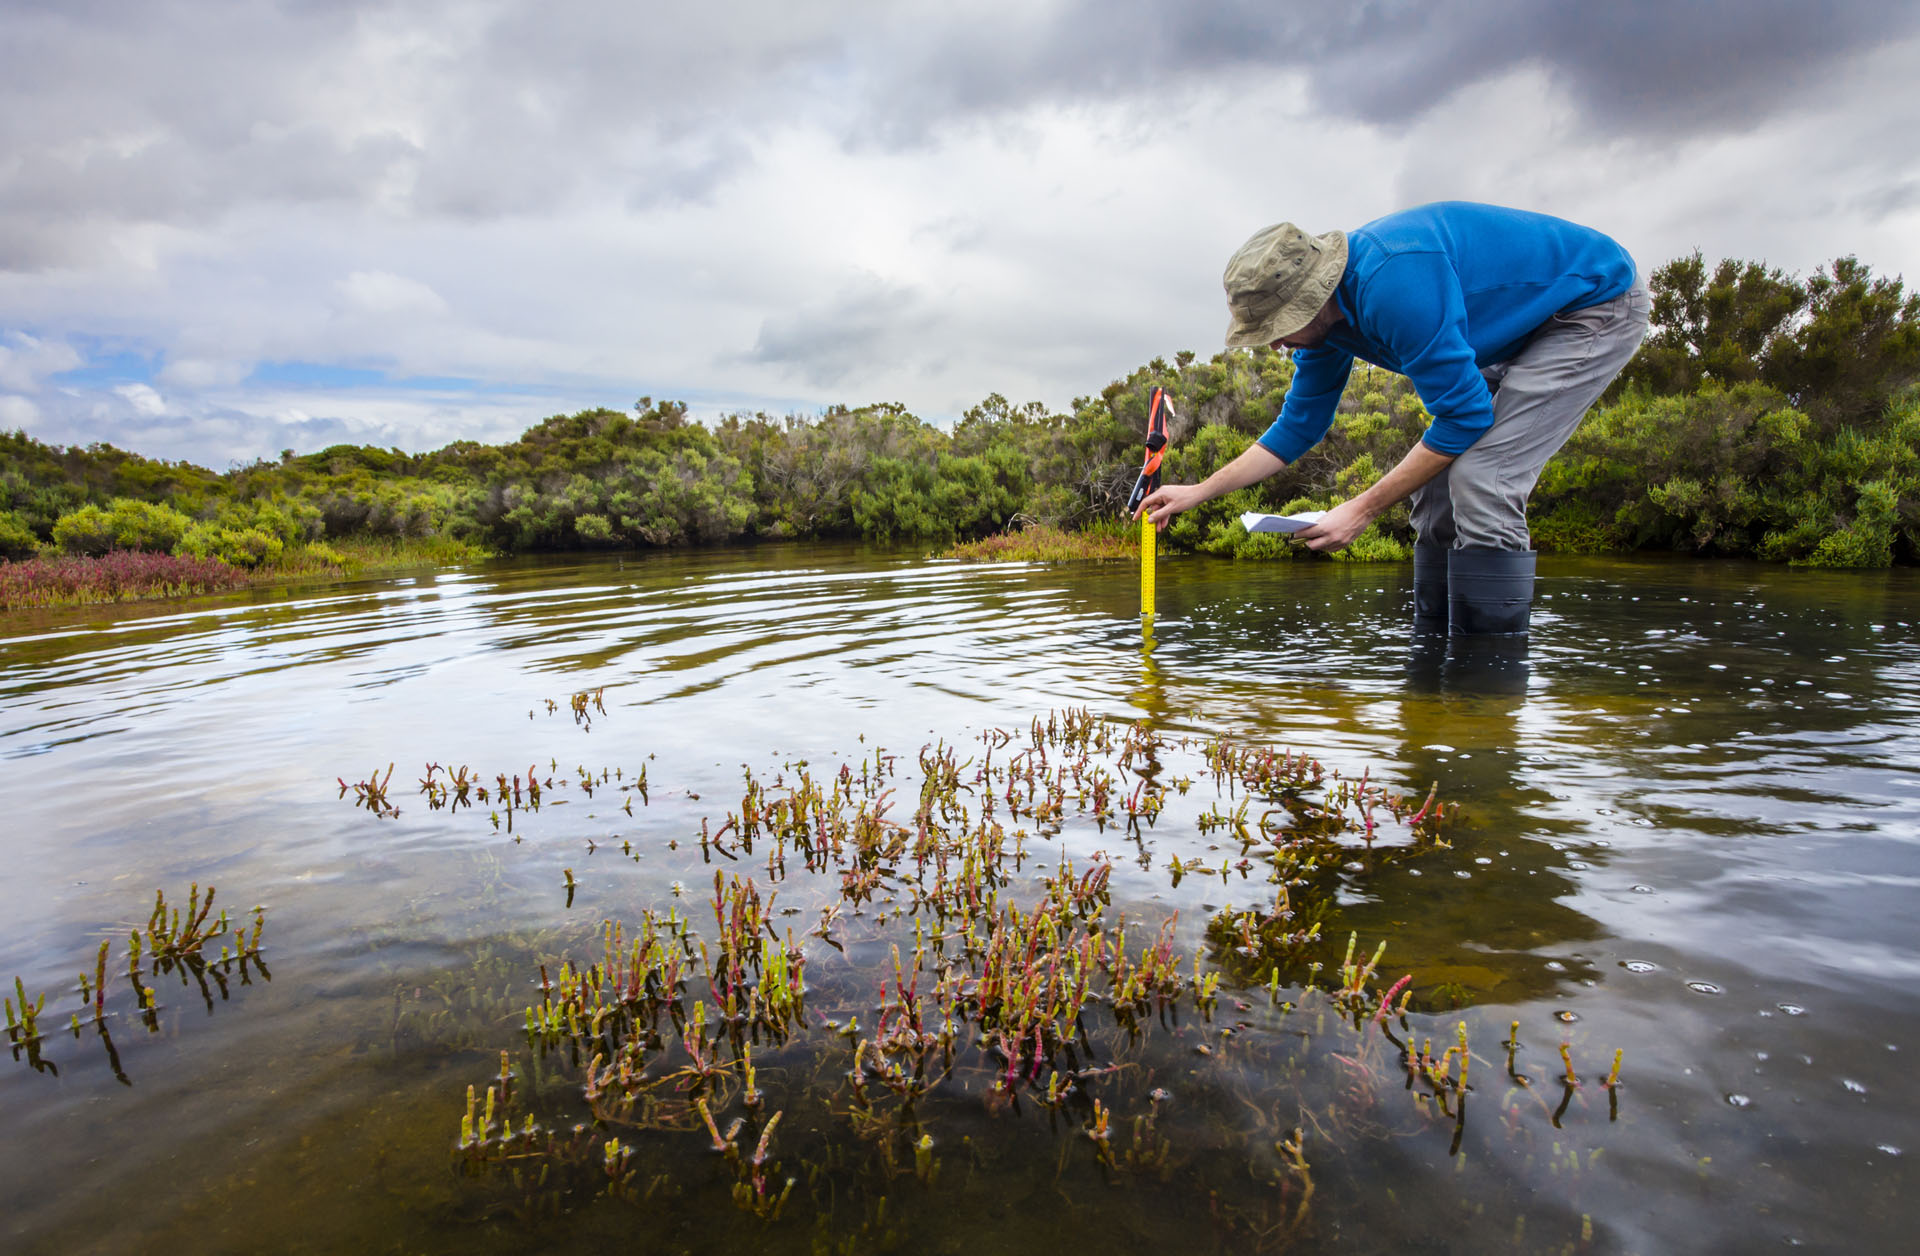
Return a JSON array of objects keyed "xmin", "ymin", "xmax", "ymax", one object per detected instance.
[
  {"xmin": 1296, "ymin": 498, "xmax": 1379, "ymax": 552},
  {"xmin": 1134, "ymin": 483, "xmax": 1208, "ymax": 530}
]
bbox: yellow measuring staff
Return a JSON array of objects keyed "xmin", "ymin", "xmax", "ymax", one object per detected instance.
[
  {"xmin": 1124, "ymin": 386, "xmax": 1172, "ymax": 621},
  {"xmin": 1140, "ymin": 515, "xmax": 1155, "ymax": 617}
]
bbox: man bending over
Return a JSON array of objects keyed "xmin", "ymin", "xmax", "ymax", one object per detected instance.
[{"xmin": 1134, "ymin": 201, "xmax": 1649, "ymax": 635}]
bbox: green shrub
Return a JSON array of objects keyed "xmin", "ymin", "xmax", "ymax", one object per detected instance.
[
  {"xmin": 301, "ymin": 542, "xmax": 351, "ymax": 568},
  {"xmin": 945, "ymin": 524, "xmax": 1136, "ymax": 562},
  {"xmin": 1528, "ymin": 500, "xmax": 1623, "ymax": 553},
  {"xmin": 176, "ymin": 522, "xmax": 284, "ymax": 568},
  {"xmin": 850, "ymin": 448, "xmax": 1029, "ymax": 542},
  {"xmin": 0, "ymin": 509, "xmax": 40, "ymax": 560},
  {"xmin": 1332, "ymin": 524, "xmax": 1413, "ymax": 562},
  {"xmin": 214, "ymin": 498, "xmax": 321, "ymax": 545},
  {"xmin": 52, "ymin": 498, "xmax": 193, "ymax": 556},
  {"xmin": 1208, "ymin": 525, "xmax": 1297, "ymax": 560},
  {"xmin": 1795, "ymin": 479, "xmax": 1900, "ymax": 568},
  {"xmin": 1191, "ymin": 490, "xmax": 1305, "ymax": 557},
  {"xmin": 1335, "ymin": 411, "xmax": 1391, "ymax": 441}
]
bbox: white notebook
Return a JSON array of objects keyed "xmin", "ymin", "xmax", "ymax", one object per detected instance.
[{"xmin": 1240, "ymin": 510, "xmax": 1325, "ymax": 534}]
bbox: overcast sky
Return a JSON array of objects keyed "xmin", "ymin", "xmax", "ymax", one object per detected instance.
[{"xmin": 3, "ymin": 0, "xmax": 1917, "ymax": 467}]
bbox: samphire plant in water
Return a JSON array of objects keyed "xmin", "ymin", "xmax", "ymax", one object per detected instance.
[
  {"xmin": 7, "ymin": 883, "xmax": 270, "ymax": 1083},
  {"xmin": 341, "ymin": 709, "xmax": 1628, "ymax": 1250}
]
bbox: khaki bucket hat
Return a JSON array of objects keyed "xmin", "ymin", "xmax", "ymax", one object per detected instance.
[{"xmin": 1222, "ymin": 223, "xmax": 1348, "ymax": 348}]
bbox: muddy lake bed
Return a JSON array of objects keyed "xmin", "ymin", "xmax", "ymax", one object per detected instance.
[{"xmin": 3, "ymin": 543, "xmax": 1916, "ymax": 1254}]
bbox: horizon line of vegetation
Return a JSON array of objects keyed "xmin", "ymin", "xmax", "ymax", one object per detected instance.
[{"xmin": 2, "ymin": 249, "xmax": 1917, "ymax": 602}]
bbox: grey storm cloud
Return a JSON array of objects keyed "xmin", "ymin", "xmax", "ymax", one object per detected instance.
[
  {"xmin": 834, "ymin": 1, "xmax": 1920, "ymax": 143},
  {"xmin": 5, "ymin": 0, "xmax": 1914, "ymax": 265},
  {"xmin": 0, "ymin": 0, "xmax": 813, "ymax": 262},
  {"xmin": 1295, "ymin": 1, "xmax": 1920, "ymax": 134}
]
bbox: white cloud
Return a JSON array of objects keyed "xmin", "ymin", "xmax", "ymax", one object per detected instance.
[
  {"xmin": 159, "ymin": 357, "xmax": 250, "ymax": 389},
  {"xmin": 0, "ymin": 394, "xmax": 41, "ymax": 426},
  {"xmin": 0, "ymin": 331, "xmax": 82, "ymax": 392},
  {"xmin": 112, "ymin": 383, "xmax": 167, "ymax": 416},
  {"xmin": 336, "ymin": 270, "xmax": 449, "ymax": 317}
]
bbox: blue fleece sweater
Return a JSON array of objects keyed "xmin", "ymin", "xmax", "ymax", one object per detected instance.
[{"xmin": 1255, "ymin": 202, "xmax": 1637, "ymax": 462}]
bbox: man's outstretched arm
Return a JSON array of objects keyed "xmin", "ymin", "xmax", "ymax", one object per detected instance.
[
  {"xmin": 1133, "ymin": 442, "xmax": 1288, "ymax": 529},
  {"xmin": 1296, "ymin": 441, "xmax": 1454, "ymax": 552}
]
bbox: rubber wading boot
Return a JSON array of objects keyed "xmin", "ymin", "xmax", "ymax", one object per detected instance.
[
  {"xmin": 1447, "ymin": 547, "xmax": 1535, "ymax": 636},
  {"xmin": 1412, "ymin": 543, "xmax": 1450, "ymax": 633}
]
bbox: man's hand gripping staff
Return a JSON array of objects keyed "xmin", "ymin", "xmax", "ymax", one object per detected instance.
[{"xmin": 1132, "ymin": 391, "xmax": 1290, "ymax": 534}]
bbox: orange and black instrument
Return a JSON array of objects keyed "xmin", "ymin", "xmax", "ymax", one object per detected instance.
[{"xmin": 1125, "ymin": 387, "xmax": 1173, "ymax": 515}]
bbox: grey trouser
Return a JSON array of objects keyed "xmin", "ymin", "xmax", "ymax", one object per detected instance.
[{"xmin": 1411, "ymin": 280, "xmax": 1651, "ymax": 550}]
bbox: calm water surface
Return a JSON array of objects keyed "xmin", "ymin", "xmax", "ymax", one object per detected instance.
[{"xmin": 2, "ymin": 544, "xmax": 1916, "ymax": 1254}]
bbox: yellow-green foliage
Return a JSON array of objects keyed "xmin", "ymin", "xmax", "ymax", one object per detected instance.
[
  {"xmin": 945, "ymin": 524, "xmax": 1137, "ymax": 562},
  {"xmin": 1336, "ymin": 410, "xmax": 1391, "ymax": 441},
  {"xmin": 1331, "ymin": 526, "xmax": 1413, "ymax": 563},
  {"xmin": 0, "ymin": 509, "xmax": 38, "ymax": 560},
  {"xmin": 1334, "ymin": 453, "xmax": 1381, "ymax": 496},
  {"xmin": 177, "ymin": 524, "xmax": 283, "ymax": 568},
  {"xmin": 320, "ymin": 534, "xmax": 490, "ymax": 568},
  {"xmin": 52, "ymin": 498, "xmax": 193, "ymax": 556},
  {"xmin": 1210, "ymin": 526, "xmax": 1297, "ymax": 560},
  {"xmin": 296, "ymin": 541, "xmax": 352, "ymax": 570}
]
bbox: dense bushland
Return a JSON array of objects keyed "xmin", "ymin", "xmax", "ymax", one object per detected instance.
[{"xmin": 3, "ymin": 251, "xmax": 1917, "ymax": 577}]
